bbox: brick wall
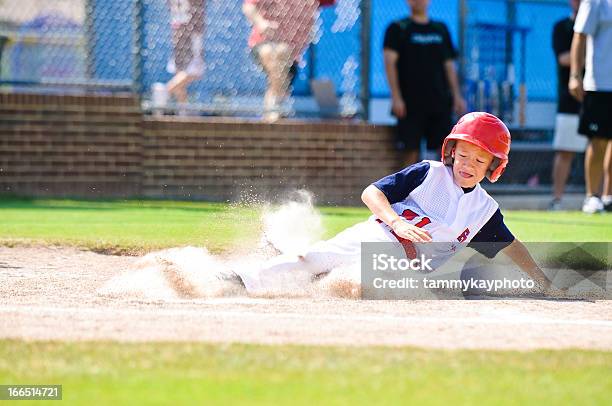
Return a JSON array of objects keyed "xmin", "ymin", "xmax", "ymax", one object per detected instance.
[
  {"xmin": 1, "ymin": 92, "xmax": 582, "ymax": 204},
  {"xmin": 0, "ymin": 93, "xmax": 142, "ymax": 197},
  {"xmin": 142, "ymin": 117, "xmax": 399, "ymax": 205},
  {"xmin": 0, "ymin": 93, "xmax": 400, "ymax": 205}
]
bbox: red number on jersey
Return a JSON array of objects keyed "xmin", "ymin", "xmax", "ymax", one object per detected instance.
[
  {"xmin": 457, "ymin": 228, "xmax": 470, "ymax": 243},
  {"xmin": 401, "ymin": 209, "xmax": 431, "ymax": 228}
]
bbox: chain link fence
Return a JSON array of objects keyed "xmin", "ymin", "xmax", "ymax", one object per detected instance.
[
  {"xmin": 0, "ymin": 0, "xmax": 569, "ymax": 122},
  {"xmin": 0, "ymin": 0, "xmax": 133, "ymax": 90},
  {"xmin": 460, "ymin": 0, "xmax": 571, "ymax": 126},
  {"xmin": 138, "ymin": 0, "xmax": 363, "ymax": 118}
]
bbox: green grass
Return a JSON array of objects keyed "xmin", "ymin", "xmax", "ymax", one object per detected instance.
[
  {"xmin": 1, "ymin": 340, "xmax": 610, "ymax": 405},
  {"xmin": 0, "ymin": 198, "xmax": 368, "ymax": 254},
  {"xmin": 502, "ymin": 211, "xmax": 612, "ymax": 242},
  {"xmin": 1, "ymin": 197, "xmax": 611, "ymax": 254},
  {"xmin": 2, "ymin": 197, "xmax": 611, "ymax": 404}
]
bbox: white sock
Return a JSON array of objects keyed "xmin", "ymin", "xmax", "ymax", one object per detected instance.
[{"xmin": 601, "ymin": 195, "xmax": 612, "ymax": 204}]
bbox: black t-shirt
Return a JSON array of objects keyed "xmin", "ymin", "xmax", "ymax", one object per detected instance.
[
  {"xmin": 553, "ymin": 17, "xmax": 580, "ymax": 114},
  {"xmin": 383, "ymin": 18, "xmax": 457, "ymax": 113}
]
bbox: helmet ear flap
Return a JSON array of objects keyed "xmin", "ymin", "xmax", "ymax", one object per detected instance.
[
  {"xmin": 487, "ymin": 157, "xmax": 505, "ymax": 182},
  {"xmin": 494, "ymin": 164, "xmax": 506, "ymax": 180},
  {"xmin": 442, "ymin": 140, "xmax": 455, "ymax": 166}
]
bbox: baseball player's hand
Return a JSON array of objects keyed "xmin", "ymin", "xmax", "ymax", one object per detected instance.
[
  {"xmin": 568, "ymin": 77, "xmax": 584, "ymax": 102},
  {"xmin": 534, "ymin": 278, "xmax": 568, "ymax": 298},
  {"xmin": 542, "ymin": 282, "xmax": 569, "ymax": 298},
  {"xmin": 453, "ymin": 95, "xmax": 467, "ymax": 116},
  {"xmin": 391, "ymin": 218, "xmax": 432, "ymax": 243},
  {"xmin": 391, "ymin": 96, "xmax": 406, "ymax": 118}
]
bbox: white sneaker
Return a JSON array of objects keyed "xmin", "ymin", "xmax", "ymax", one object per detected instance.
[
  {"xmin": 582, "ymin": 196, "xmax": 604, "ymax": 214},
  {"xmin": 548, "ymin": 198, "xmax": 562, "ymax": 211},
  {"xmin": 151, "ymin": 82, "xmax": 168, "ymax": 108}
]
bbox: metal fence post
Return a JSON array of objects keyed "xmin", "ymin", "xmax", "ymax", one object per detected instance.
[
  {"xmin": 84, "ymin": 0, "xmax": 94, "ymax": 81},
  {"xmin": 458, "ymin": 0, "xmax": 467, "ymax": 80},
  {"xmin": 506, "ymin": 0, "xmax": 516, "ymax": 81},
  {"xmin": 133, "ymin": 0, "xmax": 145, "ymax": 96},
  {"xmin": 360, "ymin": 0, "xmax": 371, "ymax": 121}
]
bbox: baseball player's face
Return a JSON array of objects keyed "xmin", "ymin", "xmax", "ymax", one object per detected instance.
[{"xmin": 451, "ymin": 141, "xmax": 494, "ymax": 188}]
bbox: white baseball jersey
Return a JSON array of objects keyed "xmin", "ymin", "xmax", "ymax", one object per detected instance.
[
  {"xmin": 236, "ymin": 160, "xmax": 512, "ymax": 294},
  {"xmin": 371, "ymin": 160, "xmax": 500, "ymax": 269}
]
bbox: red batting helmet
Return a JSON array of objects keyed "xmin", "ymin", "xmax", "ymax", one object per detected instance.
[{"xmin": 441, "ymin": 112, "xmax": 511, "ymax": 183}]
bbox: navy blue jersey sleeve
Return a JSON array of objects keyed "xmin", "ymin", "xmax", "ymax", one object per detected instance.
[
  {"xmin": 468, "ymin": 209, "xmax": 515, "ymax": 258},
  {"xmin": 372, "ymin": 161, "xmax": 430, "ymax": 204}
]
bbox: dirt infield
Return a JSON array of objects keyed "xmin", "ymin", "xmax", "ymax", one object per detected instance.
[{"xmin": 1, "ymin": 246, "xmax": 611, "ymax": 350}]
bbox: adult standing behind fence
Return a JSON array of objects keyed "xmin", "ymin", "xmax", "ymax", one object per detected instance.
[
  {"xmin": 165, "ymin": 0, "xmax": 205, "ymax": 108},
  {"xmin": 383, "ymin": 0, "xmax": 466, "ymax": 167},
  {"xmin": 242, "ymin": 0, "xmax": 319, "ymax": 122},
  {"xmin": 569, "ymin": 0, "xmax": 612, "ymax": 213},
  {"xmin": 549, "ymin": 0, "xmax": 586, "ymax": 210}
]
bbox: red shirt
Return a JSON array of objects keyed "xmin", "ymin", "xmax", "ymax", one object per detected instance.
[{"xmin": 245, "ymin": 0, "xmax": 318, "ymax": 61}]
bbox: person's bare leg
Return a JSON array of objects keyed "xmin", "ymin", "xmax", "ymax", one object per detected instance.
[
  {"xmin": 256, "ymin": 44, "xmax": 278, "ymax": 119},
  {"xmin": 167, "ymin": 71, "xmax": 199, "ymax": 104},
  {"xmin": 603, "ymin": 140, "xmax": 612, "ymax": 197},
  {"xmin": 584, "ymin": 138, "xmax": 607, "ymax": 196},
  {"xmin": 552, "ymin": 150, "xmax": 575, "ymax": 200},
  {"xmin": 272, "ymin": 44, "xmax": 292, "ymax": 112},
  {"xmin": 258, "ymin": 43, "xmax": 292, "ymax": 121},
  {"xmin": 402, "ymin": 150, "xmax": 420, "ymax": 167}
]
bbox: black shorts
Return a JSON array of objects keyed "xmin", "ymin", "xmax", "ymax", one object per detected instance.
[
  {"xmin": 578, "ymin": 91, "xmax": 612, "ymax": 139},
  {"xmin": 395, "ymin": 110, "xmax": 453, "ymax": 151}
]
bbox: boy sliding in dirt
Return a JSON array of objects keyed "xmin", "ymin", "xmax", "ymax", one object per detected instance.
[{"xmin": 230, "ymin": 112, "xmax": 556, "ymax": 296}]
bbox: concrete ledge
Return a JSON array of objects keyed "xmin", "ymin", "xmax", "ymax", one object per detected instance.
[{"xmin": 495, "ymin": 193, "xmax": 585, "ymax": 211}]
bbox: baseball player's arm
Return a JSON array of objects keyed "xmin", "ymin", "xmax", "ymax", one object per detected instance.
[
  {"xmin": 502, "ymin": 239, "xmax": 555, "ymax": 292},
  {"xmin": 444, "ymin": 59, "xmax": 466, "ymax": 115},
  {"xmin": 569, "ymin": 32, "xmax": 586, "ymax": 101},
  {"xmin": 361, "ymin": 185, "xmax": 431, "ymax": 242},
  {"xmin": 383, "ymin": 49, "xmax": 406, "ymax": 118}
]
